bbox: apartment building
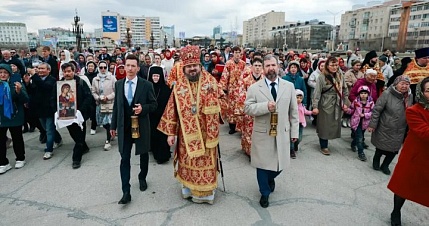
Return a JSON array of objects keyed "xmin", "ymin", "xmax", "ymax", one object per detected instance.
[
  {"xmin": 243, "ymin": 10, "xmax": 285, "ymax": 46},
  {"xmin": 339, "ymin": 0, "xmax": 400, "ymax": 51},
  {"xmin": 0, "ymin": 22, "xmax": 28, "ymax": 47},
  {"xmin": 269, "ymin": 20, "xmax": 332, "ymax": 50},
  {"xmin": 389, "ymin": 1, "xmax": 429, "ymax": 51}
]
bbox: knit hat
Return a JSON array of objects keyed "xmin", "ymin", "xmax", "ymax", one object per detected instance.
[
  {"xmin": 288, "ymin": 60, "xmax": 300, "ymax": 70},
  {"xmin": 415, "ymin": 47, "xmax": 429, "ymax": 59},
  {"xmin": 0, "ymin": 64, "xmax": 12, "ymax": 75},
  {"xmin": 378, "ymin": 55, "xmax": 388, "ymax": 63},
  {"xmin": 295, "ymin": 89, "xmax": 304, "ymax": 97},
  {"xmin": 392, "ymin": 75, "xmax": 411, "ymax": 86},
  {"xmin": 358, "ymin": 85, "xmax": 370, "ymax": 94}
]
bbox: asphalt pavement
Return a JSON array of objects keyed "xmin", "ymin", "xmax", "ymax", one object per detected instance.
[{"xmin": 0, "ymin": 123, "xmax": 428, "ymax": 226}]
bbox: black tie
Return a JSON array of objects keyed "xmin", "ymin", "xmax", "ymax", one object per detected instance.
[{"xmin": 270, "ymin": 82, "xmax": 277, "ymax": 101}]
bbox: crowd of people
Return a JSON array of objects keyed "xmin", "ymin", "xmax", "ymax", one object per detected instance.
[{"xmin": 0, "ymin": 44, "xmax": 428, "ymax": 225}]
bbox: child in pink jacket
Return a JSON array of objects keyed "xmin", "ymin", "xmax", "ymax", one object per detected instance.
[
  {"xmin": 291, "ymin": 89, "xmax": 313, "ymax": 159},
  {"xmin": 345, "ymin": 85, "xmax": 374, "ymax": 161}
]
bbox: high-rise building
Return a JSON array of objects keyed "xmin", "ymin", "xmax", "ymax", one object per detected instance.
[
  {"xmin": 0, "ymin": 22, "xmax": 29, "ymax": 47},
  {"xmin": 101, "ymin": 11, "xmax": 161, "ymax": 47},
  {"xmin": 213, "ymin": 25, "xmax": 222, "ymax": 39},
  {"xmin": 339, "ymin": 0, "xmax": 401, "ymax": 51},
  {"xmin": 242, "ymin": 10, "xmax": 285, "ymax": 46}
]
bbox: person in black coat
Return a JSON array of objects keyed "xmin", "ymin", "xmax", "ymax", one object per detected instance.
[
  {"xmin": 147, "ymin": 66, "xmax": 172, "ymax": 164},
  {"xmin": 110, "ymin": 54, "xmax": 157, "ymax": 204},
  {"xmin": 41, "ymin": 46, "xmax": 59, "ymax": 80},
  {"xmin": 51, "ymin": 62, "xmax": 92, "ymax": 169},
  {"xmin": 30, "ymin": 62, "xmax": 63, "ymax": 159}
]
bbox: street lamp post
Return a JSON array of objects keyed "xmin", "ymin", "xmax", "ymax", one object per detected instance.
[
  {"xmin": 173, "ymin": 36, "xmax": 176, "ymax": 48},
  {"xmin": 150, "ymin": 32, "xmax": 154, "ymax": 49},
  {"xmin": 164, "ymin": 35, "xmax": 168, "ymax": 50},
  {"xmin": 220, "ymin": 36, "xmax": 225, "ymax": 48},
  {"xmin": 126, "ymin": 19, "xmax": 132, "ymax": 49},
  {"xmin": 126, "ymin": 28, "xmax": 132, "ymax": 49},
  {"xmin": 327, "ymin": 10, "xmax": 341, "ymax": 52},
  {"xmin": 72, "ymin": 10, "xmax": 84, "ymax": 53}
]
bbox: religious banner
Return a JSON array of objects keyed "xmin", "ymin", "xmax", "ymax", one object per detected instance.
[{"xmin": 57, "ymin": 80, "xmax": 77, "ymax": 120}]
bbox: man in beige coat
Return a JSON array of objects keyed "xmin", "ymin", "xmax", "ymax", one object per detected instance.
[{"xmin": 244, "ymin": 55, "xmax": 299, "ymax": 208}]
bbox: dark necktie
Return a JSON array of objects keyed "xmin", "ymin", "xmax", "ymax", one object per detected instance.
[{"xmin": 270, "ymin": 82, "xmax": 277, "ymax": 101}]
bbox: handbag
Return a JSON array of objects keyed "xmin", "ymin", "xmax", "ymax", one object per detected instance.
[{"xmin": 100, "ymin": 103, "xmax": 114, "ymax": 113}]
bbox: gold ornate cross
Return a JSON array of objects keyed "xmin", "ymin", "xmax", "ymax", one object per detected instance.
[{"xmin": 177, "ymin": 87, "xmax": 188, "ymax": 96}]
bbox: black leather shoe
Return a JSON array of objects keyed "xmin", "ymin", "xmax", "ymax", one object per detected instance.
[
  {"xmin": 228, "ymin": 129, "xmax": 237, "ymax": 135},
  {"xmin": 381, "ymin": 167, "xmax": 391, "ymax": 175},
  {"xmin": 259, "ymin": 195, "xmax": 269, "ymax": 208},
  {"xmin": 139, "ymin": 179, "xmax": 148, "ymax": 191},
  {"xmin": 269, "ymin": 179, "xmax": 275, "ymax": 192},
  {"xmin": 72, "ymin": 161, "xmax": 81, "ymax": 169},
  {"xmin": 363, "ymin": 142, "xmax": 369, "ymax": 149},
  {"xmin": 118, "ymin": 192, "xmax": 131, "ymax": 204}
]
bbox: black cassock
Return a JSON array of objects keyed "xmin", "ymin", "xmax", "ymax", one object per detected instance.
[{"xmin": 148, "ymin": 66, "xmax": 172, "ymax": 164}]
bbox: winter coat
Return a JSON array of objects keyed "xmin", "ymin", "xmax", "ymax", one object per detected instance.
[
  {"xmin": 312, "ymin": 71, "xmax": 349, "ymax": 140},
  {"xmin": 346, "ymin": 97, "xmax": 374, "ymax": 131},
  {"xmin": 387, "ymin": 104, "xmax": 429, "ymax": 207},
  {"xmin": 344, "ymin": 69, "xmax": 364, "ymax": 90},
  {"xmin": 282, "ymin": 73, "xmax": 307, "ymax": 105},
  {"xmin": 308, "ymin": 69, "xmax": 322, "ymax": 89},
  {"xmin": 91, "ymin": 74, "xmax": 116, "ymax": 105},
  {"xmin": 30, "ymin": 74, "xmax": 57, "ymax": 118},
  {"xmin": 369, "ymin": 86, "xmax": 413, "ymax": 152},
  {"xmin": 298, "ymin": 103, "xmax": 312, "ymax": 127},
  {"xmin": 0, "ymin": 77, "xmax": 29, "ymax": 127},
  {"xmin": 349, "ymin": 78, "xmax": 378, "ymax": 103},
  {"xmin": 245, "ymin": 78, "xmax": 299, "ymax": 172}
]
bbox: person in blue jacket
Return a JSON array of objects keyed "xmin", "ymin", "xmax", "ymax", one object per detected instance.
[{"xmin": 282, "ymin": 61, "xmax": 307, "ymax": 106}]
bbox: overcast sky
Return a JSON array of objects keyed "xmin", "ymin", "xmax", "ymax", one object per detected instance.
[{"xmin": 2, "ymin": 0, "xmax": 378, "ymax": 36}]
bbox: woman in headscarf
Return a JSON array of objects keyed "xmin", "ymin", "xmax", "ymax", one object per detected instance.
[
  {"xmin": 0, "ymin": 64, "xmax": 29, "ymax": 174},
  {"xmin": 115, "ymin": 64, "xmax": 126, "ymax": 80},
  {"xmin": 91, "ymin": 61, "xmax": 116, "ymax": 150},
  {"xmin": 148, "ymin": 66, "xmax": 172, "ymax": 164},
  {"xmin": 387, "ymin": 77, "xmax": 429, "ymax": 226},
  {"xmin": 368, "ymin": 75, "xmax": 413, "ymax": 175},
  {"xmin": 207, "ymin": 52, "xmax": 224, "ymax": 82},
  {"xmin": 312, "ymin": 56, "xmax": 349, "ymax": 156}
]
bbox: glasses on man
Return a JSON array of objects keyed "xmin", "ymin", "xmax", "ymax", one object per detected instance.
[
  {"xmin": 99, "ymin": 66, "xmax": 107, "ymax": 69},
  {"xmin": 11, "ymin": 52, "xmax": 16, "ymax": 54}
]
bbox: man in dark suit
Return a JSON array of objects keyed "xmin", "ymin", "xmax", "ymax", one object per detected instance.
[{"xmin": 110, "ymin": 54, "xmax": 157, "ymax": 204}]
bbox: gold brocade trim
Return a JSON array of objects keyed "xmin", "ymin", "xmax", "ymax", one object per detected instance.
[
  {"xmin": 176, "ymin": 174, "xmax": 218, "ymax": 192},
  {"xmin": 205, "ymin": 138, "xmax": 219, "ymax": 149},
  {"xmin": 202, "ymin": 105, "xmax": 221, "ymax": 114},
  {"xmin": 191, "ymin": 190, "xmax": 214, "ymax": 197},
  {"xmin": 173, "ymin": 71, "xmax": 206, "ymax": 158}
]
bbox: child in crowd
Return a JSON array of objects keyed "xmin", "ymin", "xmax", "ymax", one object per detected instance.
[
  {"xmin": 346, "ymin": 85, "xmax": 374, "ymax": 161},
  {"xmin": 291, "ymin": 89, "xmax": 313, "ymax": 159}
]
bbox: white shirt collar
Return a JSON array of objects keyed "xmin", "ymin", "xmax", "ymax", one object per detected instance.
[
  {"xmin": 126, "ymin": 76, "xmax": 138, "ymax": 84},
  {"xmin": 265, "ymin": 77, "xmax": 278, "ymax": 85}
]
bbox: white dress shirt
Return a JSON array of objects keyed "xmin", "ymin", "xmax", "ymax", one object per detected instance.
[
  {"xmin": 124, "ymin": 76, "xmax": 138, "ymax": 98},
  {"xmin": 265, "ymin": 77, "xmax": 279, "ymax": 93}
]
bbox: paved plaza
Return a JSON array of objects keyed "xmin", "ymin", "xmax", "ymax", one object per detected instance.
[{"xmin": 0, "ymin": 124, "xmax": 428, "ymax": 226}]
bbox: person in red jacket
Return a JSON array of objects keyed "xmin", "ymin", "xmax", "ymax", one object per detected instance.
[
  {"xmin": 387, "ymin": 77, "xmax": 429, "ymax": 226},
  {"xmin": 349, "ymin": 69, "xmax": 379, "ymax": 103}
]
